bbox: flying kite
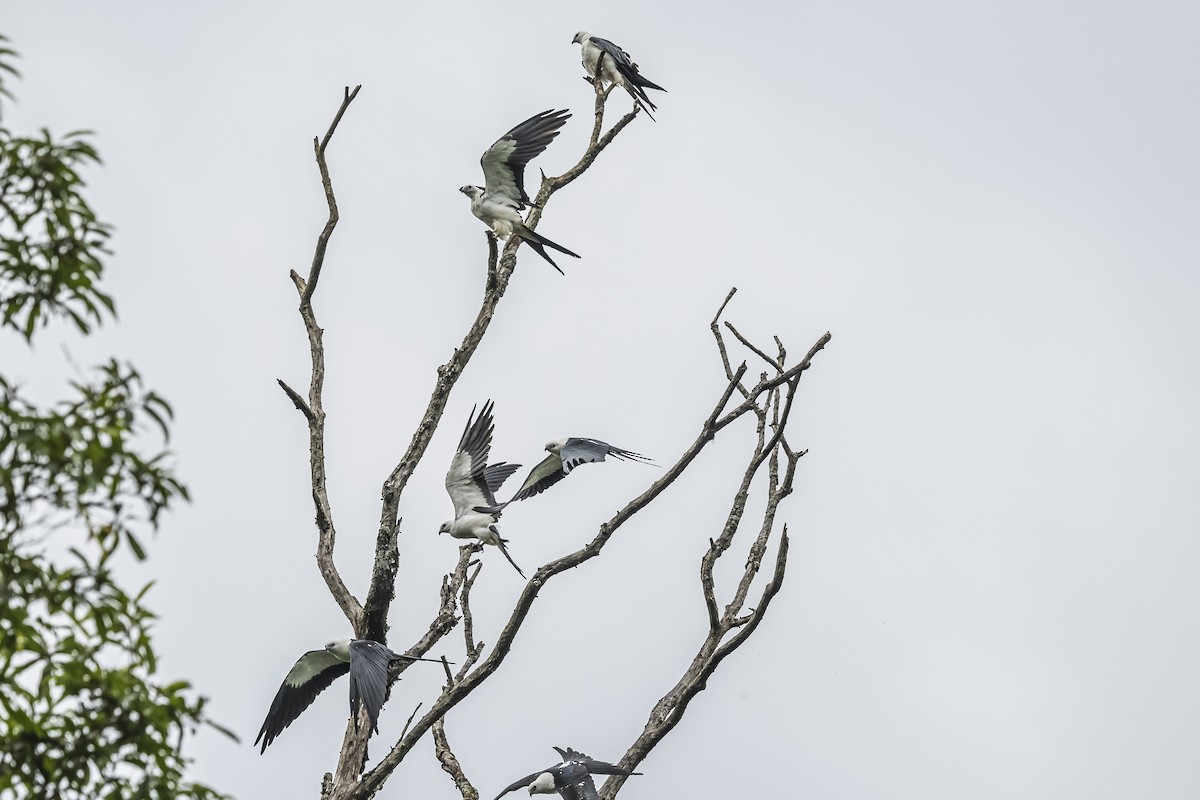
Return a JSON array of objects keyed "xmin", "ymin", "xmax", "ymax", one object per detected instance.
[
  {"xmin": 440, "ymin": 401, "xmax": 525, "ymax": 577},
  {"xmin": 571, "ymin": 32, "xmax": 667, "ymax": 119},
  {"xmin": 485, "ymin": 437, "xmax": 651, "ymax": 512},
  {"xmin": 493, "ymin": 746, "xmax": 640, "ymax": 800},
  {"xmin": 459, "ymin": 109, "xmax": 580, "ymax": 273},
  {"xmin": 255, "ymin": 638, "xmax": 443, "ymax": 752}
]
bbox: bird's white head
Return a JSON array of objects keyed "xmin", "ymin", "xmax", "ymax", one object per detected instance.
[
  {"xmin": 545, "ymin": 438, "xmax": 567, "ymax": 455},
  {"xmin": 324, "ymin": 639, "xmax": 352, "ymax": 661},
  {"xmin": 459, "ymin": 185, "xmax": 483, "ymax": 200},
  {"xmin": 571, "ymin": 31, "xmax": 590, "ymax": 45},
  {"xmin": 528, "ymin": 772, "xmax": 557, "ymax": 795},
  {"xmin": 438, "ymin": 521, "xmax": 452, "ymax": 536}
]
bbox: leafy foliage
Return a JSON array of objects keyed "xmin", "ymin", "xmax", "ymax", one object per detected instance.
[
  {"xmin": 0, "ymin": 34, "xmax": 115, "ymax": 342},
  {"xmin": 0, "ymin": 35, "xmax": 233, "ymax": 800},
  {"xmin": 0, "ymin": 537, "xmax": 233, "ymax": 800},
  {"xmin": 0, "ymin": 362, "xmax": 186, "ymax": 553}
]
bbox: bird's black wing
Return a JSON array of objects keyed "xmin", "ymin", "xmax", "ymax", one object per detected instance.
[
  {"xmin": 588, "ymin": 37, "xmax": 666, "ymax": 116},
  {"xmin": 507, "ymin": 452, "xmax": 568, "ymax": 502},
  {"xmin": 552, "ymin": 747, "xmax": 640, "ymax": 777},
  {"xmin": 491, "ymin": 770, "xmax": 547, "ymax": 800},
  {"xmin": 255, "ymin": 649, "xmax": 348, "ymax": 753},
  {"xmin": 447, "ymin": 401, "xmax": 498, "ymax": 518},
  {"xmin": 480, "ymin": 109, "xmax": 571, "ymax": 207},
  {"xmin": 347, "ymin": 640, "xmax": 398, "ymax": 734},
  {"xmin": 482, "ymin": 461, "xmax": 522, "ymax": 506},
  {"xmin": 560, "ymin": 438, "xmax": 651, "ymax": 474},
  {"xmin": 559, "ymin": 773, "xmax": 601, "ymax": 800}
]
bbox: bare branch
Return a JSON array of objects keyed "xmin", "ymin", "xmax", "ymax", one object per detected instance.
[
  {"xmin": 700, "ymin": 394, "xmax": 770, "ymax": 631},
  {"xmin": 409, "ymin": 545, "xmax": 475, "ymax": 658},
  {"xmin": 598, "ymin": 312, "xmax": 811, "ymax": 798},
  {"xmin": 303, "ymin": 84, "xmax": 361, "ymax": 306},
  {"xmin": 453, "ymin": 558, "xmax": 487, "ymax": 682},
  {"xmin": 710, "ymin": 288, "xmax": 739, "ymax": 382},
  {"xmin": 288, "ymin": 89, "xmax": 364, "ymax": 632},
  {"xmin": 715, "ymin": 529, "xmax": 790, "ymax": 662},
  {"xmin": 398, "ymin": 703, "xmax": 423, "ymax": 742},
  {"xmin": 598, "ymin": 533, "xmax": 791, "ymax": 800},
  {"xmin": 725, "ymin": 321, "xmax": 782, "ymax": 372},
  {"xmin": 276, "ymin": 378, "xmax": 314, "ymax": 422},
  {"xmin": 432, "ymin": 719, "xmax": 479, "ymax": 800},
  {"xmin": 714, "ymin": 332, "xmax": 831, "ymax": 432}
]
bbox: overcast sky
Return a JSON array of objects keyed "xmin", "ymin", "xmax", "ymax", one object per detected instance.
[{"xmin": 5, "ymin": 1, "xmax": 1200, "ymax": 798}]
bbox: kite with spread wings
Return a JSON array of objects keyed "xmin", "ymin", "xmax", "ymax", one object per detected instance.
[
  {"xmin": 483, "ymin": 437, "xmax": 651, "ymax": 513},
  {"xmin": 440, "ymin": 401, "xmax": 525, "ymax": 577},
  {"xmin": 459, "ymin": 109, "xmax": 580, "ymax": 273},
  {"xmin": 255, "ymin": 639, "xmax": 443, "ymax": 753}
]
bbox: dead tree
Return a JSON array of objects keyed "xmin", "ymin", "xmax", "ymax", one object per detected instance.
[{"xmin": 276, "ymin": 84, "xmax": 831, "ymax": 800}]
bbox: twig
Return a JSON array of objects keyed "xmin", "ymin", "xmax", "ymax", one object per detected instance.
[
  {"xmin": 432, "ymin": 719, "xmax": 479, "ymax": 800},
  {"xmin": 398, "ymin": 703, "xmax": 423, "ymax": 745},
  {"xmin": 276, "ymin": 378, "xmax": 313, "ymax": 421},
  {"xmin": 303, "ymin": 85, "xmax": 361, "ymax": 306},
  {"xmin": 453, "ymin": 558, "xmax": 486, "ymax": 682},
  {"xmin": 725, "ymin": 321, "xmax": 782, "ymax": 372}
]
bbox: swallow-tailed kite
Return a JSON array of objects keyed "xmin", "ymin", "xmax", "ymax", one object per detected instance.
[
  {"xmin": 485, "ymin": 437, "xmax": 651, "ymax": 512},
  {"xmin": 440, "ymin": 401, "xmax": 525, "ymax": 577},
  {"xmin": 571, "ymin": 32, "xmax": 667, "ymax": 120},
  {"xmin": 494, "ymin": 746, "xmax": 640, "ymax": 800},
  {"xmin": 459, "ymin": 109, "xmax": 580, "ymax": 273},
  {"xmin": 255, "ymin": 639, "xmax": 443, "ymax": 753}
]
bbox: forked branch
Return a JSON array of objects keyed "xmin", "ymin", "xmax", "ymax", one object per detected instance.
[
  {"xmin": 601, "ymin": 296, "xmax": 809, "ymax": 798},
  {"xmin": 353, "ymin": 296, "xmax": 828, "ymax": 799}
]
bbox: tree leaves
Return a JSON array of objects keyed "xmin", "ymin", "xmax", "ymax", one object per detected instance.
[
  {"xmin": 0, "ymin": 124, "xmax": 116, "ymax": 341},
  {"xmin": 0, "ymin": 35, "xmax": 232, "ymax": 800},
  {"xmin": 0, "ymin": 361, "xmax": 187, "ymax": 543}
]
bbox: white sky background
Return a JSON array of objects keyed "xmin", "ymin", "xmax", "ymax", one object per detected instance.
[{"xmin": 4, "ymin": 1, "xmax": 1200, "ymax": 798}]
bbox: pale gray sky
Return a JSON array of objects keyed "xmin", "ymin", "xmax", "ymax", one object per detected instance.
[{"xmin": 5, "ymin": 1, "xmax": 1200, "ymax": 798}]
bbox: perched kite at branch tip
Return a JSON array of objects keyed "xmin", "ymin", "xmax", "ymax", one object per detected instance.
[{"xmin": 571, "ymin": 31, "xmax": 667, "ymax": 120}]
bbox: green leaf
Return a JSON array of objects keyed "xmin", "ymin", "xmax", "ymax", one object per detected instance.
[{"xmin": 124, "ymin": 530, "xmax": 146, "ymax": 561}]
